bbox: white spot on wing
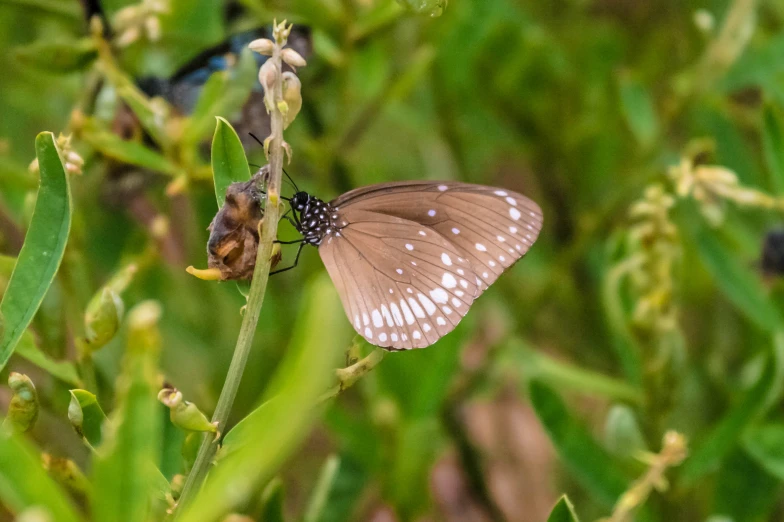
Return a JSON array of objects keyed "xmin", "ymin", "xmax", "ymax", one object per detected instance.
[
  {"xmin": 390, "ymin": 303, "xmax": 403, "ymax": 326},
  {"xmin": 362, "ymin": 313, "xmax": 369, "ymax": 326},
  {"xmin": 399, "ymin": 300, "xmax": 415, "ymax": 325},
  {"xmin": 441, "ymin": 253, "xmax": 452, "ymax": 266},
  {"xmin": 443, "ymin": 306, "xmax": 453, "ymax": 315},
  {"xmin": 476, "ymin": 243, "xmax": 487, "ymax": 252},
  {"xmin": 510, "ymin": 207, "xmax": 521, "ymax": 220},
  {"xmin": 451, "ymin": 297, "xmax": 462, "ymax": 307},
  {"xmin": 497, "ymin": 235, "xmax": 505, "ymax": 242},
  {"xmin": 413, "ymin": 331, "xmax": 421, "ymax": 340},
  {"xmin": 423, "ymin": 324, "xmax": 431, "ymax": 332},
  {"xmin": 428, "ymin": 209, "xmax": 436, "ymax": 217},
  {"xmin": 364, "ymin": 327, "xmax": 373, "ymax": 339},
  {"xmin": 438, "ymin": 185, "xmax": 448, "ymax": 191},
  {"xmin": 417, "ymin": 294, "xmax": 437, "ymax": 315},
  {"xmin": 378, "ymin": 333, "xmax": 387, "ymax": 342},
  {"xmin": 452, "ymin": 227, "xmax": 460, "ymax": 235},
  {"xmin": 442, "ymin": 273, "xmax": 457, "ymax": 289},
  {"xmin": 405, "ymin": 244, "xmax": 414, "ymax": 251},
  {"xmin": 418, "ymin": 230, "xmax": 426, "ymax": 236},
  {"xmin": 408, "ymin": 298, "xmax": 425, "ymax": 318},
  {"xmin": 396, "ymin": 268, "xmax": 403, "ymax": 275},
  {"xmin": 430, "ymin": 288, "xmax": 449, "ymax": 304},
  {"xmin": 510, "ymin": 226, "xmax": 518, "ymax": 233},
  {"xmin": 391, "ymin": 333, "xmax": 399, "ymax": 342},
  {"xmin": 460, "ymin": 279, "xmax": 468, "ymax": 289},
  {"xmin": 506, "ymin": 196, "xmax": 517, "ymax": 206},
  {"xmin": 381, "ymin": 305, "xmax": 394, "ymax": 327},
  {"xmin": 372, "ymin": 310, "xmax": 383, "ymax": 328},
  {"xmin": 494, "ymin": 190, "xmax": 508, "ymax": 196},
  {"xmin": 436, "ymin": 317, "xmax": 446, "ymax": 326}
]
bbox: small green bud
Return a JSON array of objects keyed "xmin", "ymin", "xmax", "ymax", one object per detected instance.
[
  {"xmin": 68, "ymin": 389, "xmax": 108, "ymax": 448},
  {"xmin": 158, "ymin": 387, "xmax": 218, "ymax": 437},
  {"xmin": 42, "ymin": 453, "xmax": 90, "ymax": 494},
  {"xmin": 3, "ymin": 373, "xmax": 39, "ymax": 433},
  {"xmin": 83, "ymin": 288, "xmax": 124, "ymax": 352}
]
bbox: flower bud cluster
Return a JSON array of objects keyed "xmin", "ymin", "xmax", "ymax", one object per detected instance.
[{"xmin": 113, "ymin": 0, "xmax": 170, "ymax": 47}]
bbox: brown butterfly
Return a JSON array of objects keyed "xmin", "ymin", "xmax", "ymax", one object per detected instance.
[{"xmin": 275, "ymin": 181, "xmax": 543, "ymax": 350}]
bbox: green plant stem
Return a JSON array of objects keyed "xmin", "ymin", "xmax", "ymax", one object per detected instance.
[{"xmin": 173, "ymin": 30, "xmax": 288, "ymax": 517}]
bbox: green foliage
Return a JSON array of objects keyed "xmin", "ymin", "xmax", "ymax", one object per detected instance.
[
  {"xmin": 1, "ymin": 1, "xmax": 784, "ymax": 521},
  {"xmin": 211, "ymin": 116, "xmax": 251, "ymax": 207},
  {"xmin": 0, "ymin": 132, "xmax": 71, "ymax": 371},
  {"xmin": 547, "ymin": 495, "xmax": 580, "ymax": 522}
]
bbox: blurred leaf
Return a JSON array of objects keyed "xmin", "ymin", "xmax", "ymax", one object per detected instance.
[
  {"xmin": 712, "ymin": 449, "xmax": 780, "ymax": 522},
  {"xmin": 0, "ymin": 132, "xmax": 72, "ymax": 371},
  {"xmin": 211, "ymin": 116, "xmax": 251, "ymax": 207},
  {"xmin": 68, "ymin": 389, "xmax": 108, "ymax": 449},
  {"xmin": 258, "ymin": 478, "xmax": 285, "ymax": 522},
  {"xmin": 601, "ymin": 254, "xmax": 644, "ymax": 385},
  {"xmin": 618, "ymin": 76, "xmax": 658, "ymax": 148},
  {"xmin": 180, "ymin": 274, "xmax": 350, "ymax": 522},
  {"xmin": 2, "ymin": 0, "xmax": 82, "ymax": 18},
  {"xmin": 303, "ymin": 455, "xmax": 340, "ymax": 522},
  {"xmin": 13, "ymin": 38, "xmax": 97, "ymax": 73},
  {"xmin": 116, "ymin": 86, "xmax": 173, "ymax": 148},
  {"xmin": 506, "ymin": 337, "xmax": 643, "ymax": 404},
  {"xmin": 0, "ymin": 431, "xmax": 83, "ymax": 522},
  {"xmin": 762, "ymin": 104, "xmax": 784, "ymax": 194},
  {"xmin": 680, "ymin": 354, "xmax": 777, "ymax": 485},
  {"xmin": 15, "ymin": 330, "xmax": 80, "ymax": 385},
  {"xmin": 81, "ymin": 122, "xmax": 178, "ymax": 175},
  {"xmin": 181, "ymin": 48, "xmax": 257, "ymax": 146},
  {"xmin": 91, "ymin": 302, "xmax": 163, "ymax": 522},
  {"xmin": 529, "ymin": 381, "xmax": 628, "ymax": 507},
  {"xmin": 547, "ymin": 495, "xmax": 581, "ymax": 522},
  {"xmin": 604, "ymin": 405, "xmax": 648, "ymax": 458},
  {"xmin": 743, "ymin": 423, "xmax": 784, "ymax": 480},
  {"xmin": 678, "ymin": 205, "xmax": 781, "ymax": 332}
]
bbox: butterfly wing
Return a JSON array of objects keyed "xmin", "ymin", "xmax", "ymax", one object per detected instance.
[
  {"xmin": 318, "ymin": 210, "xmax": 480, "ymax": 350},
  {"xmin": 332, "ymin": 182, "xmax": 543, "ymax": 293}
]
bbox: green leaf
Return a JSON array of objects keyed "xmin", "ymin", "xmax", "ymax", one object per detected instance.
[
  {"xmin": 680, "ymin": 356, "xmax": 777, "ymax": 485},
  {"xmin": 68, "ymin": 389, "xmax": 108, "ymax": 449},
  {"xmin": 181, "ymin": 48, "xmax": 258, "ymax": 146},
  {"xmin": 304, "ymin": 456, "xmax": 341, "ymax": 522},
  {"xmin": 211, "ymin": 117, "xmax": 251, "ymax": 207},
  {"xmin": 259, "ymin": 478, "xmax": 285, "ymax": 522},
  {"xmin": 0, "ymin": 132, "xmax": 72, "ymax": 372},
  {"xmin": 743, "ymin": 423, "xmax": 784, "ymax": 480},
  {"xmin": 91, "ymin": 302, "xmax": 163, "ymax": 522},
  {"xmin": 762, "ymin": 104, "xmax": 784, "ymax": 194},
  {"xmin": 81, "ymin": 124, "xmax": 178, "ymax": 175},
  {"xmin": 116, "ymin": 86, "xmax": 173, "ymax": 148},
  {"xmin": 713, "ymin": 449, "xmax": 781, "ymax": 522},
  {"xmin": 180, "ymin": 274, "xmax": 350, "ymax": 522},
  {"xmin": 0, "ymin": 431, "xmax": 83, "ymax": 522},
  {"xmin": 548, "ymin": 495, "xmax": 581, "ymax": 522},
  {"xmin": 618, "ymin": 76, "xmax": 659, "ymax": 148},
  {"xmin": 529, "ymin": 381, "xmax": 629, "ymax": 507},
  {"xmin": 15, "ymin": 330, "xmax": 80, "ymax": 385},
  {"xmin": 604, "ymin": 405, "xmax": 648, "ymax": 458},
  {"xmin": 13, "ymin": 37, "xmax": 96, "ymax": 74},
  {"xmin": 679, "ymin": 205, "xmax": 781, "ymax": 332}
]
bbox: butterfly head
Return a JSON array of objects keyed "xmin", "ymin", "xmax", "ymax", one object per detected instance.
[{"xmin": 291, "ymin": 191, "xmax": 311, "ymax": 211}]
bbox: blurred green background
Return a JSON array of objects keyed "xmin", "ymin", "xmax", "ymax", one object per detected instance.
[{"xmin": 1, "ymin": 0, "xmax": 784, "ymax": 521}]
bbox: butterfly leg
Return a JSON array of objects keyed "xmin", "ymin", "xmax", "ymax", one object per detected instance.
[
  {"xmin": 275, "ymin": 238, "xmax": 306, "ymax": 245},
  {"xmin": 269, "ymin": 242, "xmax": 305, "ymax": 275}
]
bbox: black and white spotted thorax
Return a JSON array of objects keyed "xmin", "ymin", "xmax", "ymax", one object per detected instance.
[{"xmin": 291, "ymin": 191, "xmax": 345, "ymax": 246}]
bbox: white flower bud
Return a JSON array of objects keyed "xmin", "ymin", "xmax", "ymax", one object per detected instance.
[
  {"xmin": 248, "ymin": 38, "xmax": 274, "ymax": 56},
  {"xmin": 281, "ymin": 48, "xmax": 307, "ymax": 68}
]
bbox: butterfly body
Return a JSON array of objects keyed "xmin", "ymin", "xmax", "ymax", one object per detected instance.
[{"xmin": 283, "ymin": 181, "xmax": 543, "ymax": 350}]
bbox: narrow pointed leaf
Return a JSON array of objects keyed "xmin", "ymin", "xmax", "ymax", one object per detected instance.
[
  {"xmin": 0, "ymin": 132, "xmax": 72, "ymax": 371},
  {"xmin": 0, "ymin": 432, "xmax": 83, "ymax": 522},
  {"xmin": 529, "ymin": 381, "xmax": 628, "ymax": 507},
  {"xmin": 680, "ymin": 357, "xmax": 777, "ymax": 485},
  {"xmin": 15, "ymin": 330, "xmax": 80, "ymax": 385},
  {"xmin": 547, "ymin": 495, "xmax": 580, "ymax": 522},
  {"xmin": 743, "ymin": 423, "xmax": 784, "ymax": 480},
  {"xmin": 211, "ymin": 117, "xmax": 251, "ymax": 207}
]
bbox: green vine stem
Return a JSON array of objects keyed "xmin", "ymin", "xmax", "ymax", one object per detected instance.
[
  {"xmin": 173, "ymin": 21, "xmax": 294, "ymax": 515},
  {"xmin": 319, "ymin": 348, "xmax": 386, "ymax": 401}
]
